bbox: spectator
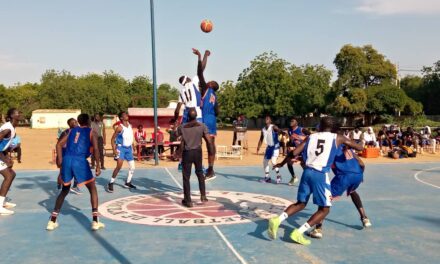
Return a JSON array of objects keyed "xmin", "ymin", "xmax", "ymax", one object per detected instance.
[
  {"xmin": 91, "ymin": 113, "xmax": 106, "ymax": 170},
  {"xmin": 134, "ymin": 125, "xmax": 148, "ymax": 158},
  {"xmin": 388, "ymin": 140, "xmax": 416, "ymax": 159},
  {"xmin": 402, "ymin": 127, "xmax": 418, "ymax": 148},
  {"xmin": 343, "ymin": 129, "xmax": 350, "ymax": 139},
  {"xmin": 152, "ymin": 126, "xmax": 165, "ymax": 155},
  {"xmin": 167, "ymin": 122, "xmax": 178, "ymax": 158},
  {"xmin": 362, "ymin": 127, "xmax": 377, "ymax": 147},
  {"xmin": 350, "ymin": 127, "xmax": 363, "ymax": 143},
  {"xmin": 421, "ymin": 126, "xmax": 436, "ymax": 153}
]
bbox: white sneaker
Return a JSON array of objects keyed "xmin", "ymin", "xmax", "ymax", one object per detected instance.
[
  {"xmin": 308, "ymin": 228, "xmax": 323, "ymax": 239},
  {"xmin": 91, "ymin": 221, "xmax": 105, "ymax": 231},
  {"xmin": 46, "ymin": 220, "xmax": 59, "ymax": 231},
  {"xmin": 3, "ymin": 201, "xmax": 16, "ymax": 209},
  {"xmin": 362, "ymin": 218, "xmax": 372, "ymax": 228},
  {"xmin": 0, "ymin": 207, "xmax": 14, "ymax": 216}
]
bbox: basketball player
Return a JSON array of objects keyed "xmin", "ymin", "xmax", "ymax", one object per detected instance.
[
  {"xmin": 0, "ymin": 108, "xmax": 20, "ymax": 216},
  {"xmin": 108, "ymin": 111, "xmax": 136, "ymax": 192},
  {"xmin": 192, "ymin": 48, "xmax": 219, "ymax": 181},
  {"xmin": 308, "ymin": 143, "xmax": 371, "ymax": 239},
  {"xmin": 46, "ymin": 113, "xmax": 104, "ymax": 231},
  {"xmin": 267, "ymin": 117, "xmax": 364, "ymax": 245},
  {"xmin": 286, "ymin": 118, "xmax": 310, "ymax": 185},
  {"xmin": 256, "ymin": 116, "xmax": 285, "ymax": 184}
]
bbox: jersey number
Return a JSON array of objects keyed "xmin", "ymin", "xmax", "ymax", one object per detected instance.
[{"xmin": 315, "ymin": 139, "xmax": 325, "ymax": 156}]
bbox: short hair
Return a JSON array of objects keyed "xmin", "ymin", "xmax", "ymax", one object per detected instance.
[
  {"xmin": 67, "ymin": 118, "xmax": 75, "ymax": 125},
  {"xmin": 178, "ymin": 76, "xmax": 186, "ymax": 85},
  {"xmin": 6, "ymin": 108, "xmax": 17, "ymax": 122},
  {"xmin": 138, "ymin": 124, "xmax": 143, "ymax": 129},
  {"xmin": 319, "ymin": 117, "xmax": 336, "ymax": 131},
  {"xmin": 77, "ymin": 114, "xmax": 90, "ymax": 126},
  {"xmin": 187, "ymin": 107, "xmax": 197, "ymax": 121},
  {"xmin": 209, "ymin": 81, "xmax": 219, "ymax": 91},
  {"xmin": 118, "ymin": 111, "xmax": 126, "ymax": 120}
]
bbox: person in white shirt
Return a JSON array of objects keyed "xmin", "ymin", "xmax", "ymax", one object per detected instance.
[
  {"xmin": 350, "ymin": 127, "xmax": 363, "ymax": 143},
  {"xmin": 362, "ymin": 127, "xmax": 378, "ymax": 147}
]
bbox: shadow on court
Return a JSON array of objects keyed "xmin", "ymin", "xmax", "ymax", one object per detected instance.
[{"xmin": 14, "ymin": 174, "xmax": 132, "ymax": 264}]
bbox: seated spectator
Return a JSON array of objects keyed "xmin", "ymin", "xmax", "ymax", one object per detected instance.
[
  {"xmin": 421, "ymin": 126, "xmax": 436, "ymax": 153},
  {"xmin": 402, "ymin": 127, "xmax": 418, "ymax": 147},
  {"xmin": 362, "ymin": 127, "xmax": 378, "ymax": 147},
  {"xmin": 6, "ymin": 135, "xmax": 22, "ymax": 163},
  {"xmin": 350, "ymin": 127, "xmax": 363, "ymax": 143},
  {"xmin": 378, "ymin": 126, "xmax": 390, "ymax": 153},
  {"xmin": 343, "ymin": 129, "xmax": 350, "ymax": 139},
  {"xmin": 387, "ymin": 125, "xmax": 399, "ymax": 146},
  {"xmin": 134, "ymin": 125, "xmax": 149, "ymax": 158}
]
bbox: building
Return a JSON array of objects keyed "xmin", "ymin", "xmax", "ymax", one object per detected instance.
[
  {"xmin": 31, "ymin": 109, "xmax": 81, "ymax": 129},
  {"xmin": 128, "ymin": 107, "xmax": 183, "ymax": 129}
]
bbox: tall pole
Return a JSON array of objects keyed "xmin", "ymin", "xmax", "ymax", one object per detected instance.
[{"xmin": 150, "ymin": 0, "xmax": 159, "ymax": 165}]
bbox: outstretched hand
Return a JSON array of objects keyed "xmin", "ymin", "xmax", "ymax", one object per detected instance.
[
  {"xmin": 204, "ymin": 50, "xmax": 211, "ymax": 56},
  {"xmin": 192, "ymin": 48, "xmax": 201, "ymax": 56}
]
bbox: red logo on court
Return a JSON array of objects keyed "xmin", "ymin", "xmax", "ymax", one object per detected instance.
[{"xmin": 99, "ymin": 191, "xmax": 292, "ymax": 226}]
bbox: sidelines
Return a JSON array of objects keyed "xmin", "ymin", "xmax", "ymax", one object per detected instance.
[
  {"xmin": 164, "ymin": 167, "xmax": 248, "ymax": 264},
  {"xmin": 414, "ymin": 166, "xmax": 440, "ymax": 189}
]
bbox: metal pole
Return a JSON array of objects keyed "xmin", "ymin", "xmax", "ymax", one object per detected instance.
[{"xmin": 150, "ymin": 0, "xmax": 159, "ymax": 165}]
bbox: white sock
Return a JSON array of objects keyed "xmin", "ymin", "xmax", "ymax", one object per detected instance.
[
  {"xmin": 0, "ymin": 196, "xmax": 5, "ymax": 206},
  {"xmin": 298, "ymin": 222, "xmax": 311, "ymax": 234},
  {"xmin": 127, "ymin": 170, "xmax": 134, "ymax": 183},
  {"xmin": 279, "ymin": 212, "xmax": 288, "ymax": 222},
  {"xmin": 110, "ymin": 178, "xmax": 115, "ymax": 184}
]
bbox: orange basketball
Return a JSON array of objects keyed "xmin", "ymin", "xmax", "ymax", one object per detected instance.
[{"xmin": 200, "ymin": 19, "xmax": 213, "ymax": 33}]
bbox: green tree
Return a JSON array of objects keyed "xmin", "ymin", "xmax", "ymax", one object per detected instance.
[{"xmin": 217, "ymin": 80, "xmax": 237, "ymax": 120}]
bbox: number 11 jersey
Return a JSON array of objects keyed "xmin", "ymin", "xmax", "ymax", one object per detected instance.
[{"xmin": 302, "ymin": 132, "xmax": 337, "ymax": 173}]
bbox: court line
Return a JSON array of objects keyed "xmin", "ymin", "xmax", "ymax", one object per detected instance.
[
  {"xmin": 414, "ymin": 167, "xmax": 440, "ymax": 189},
  {"xmin": 213, "ymin": 225, "xmax": 248, "ymax": 264},
  {"xmin": 163, "ymin": 168, "xmax": 248, "ymax": 264},
  {"xmin": 164, "ymin": 167, "xmax": 183, "ymax": 189}
]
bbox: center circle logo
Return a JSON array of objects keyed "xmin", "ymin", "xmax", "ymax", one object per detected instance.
[{"xmin": 99, "ymin": 190, "xmax": 292, "ymax": 227}]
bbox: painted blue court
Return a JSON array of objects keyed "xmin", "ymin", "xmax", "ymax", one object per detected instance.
[{"xmin": 1, "ymin": 162, "xmax": 439, "ymax": 264}]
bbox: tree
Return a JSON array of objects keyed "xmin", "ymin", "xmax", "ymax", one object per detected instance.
[{"xmin": 217, "ymin": 81, "xmax": 237, "ymax": 120}]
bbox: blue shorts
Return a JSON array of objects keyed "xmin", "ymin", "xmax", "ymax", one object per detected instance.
[
  {"xmin": 117, "ymin": 145, "xmax": 134, "ymax": 161},
  {"xmin": 331, "ymin": 172, "xmax": 363, "ymax": 197},
  {"xmin": 297, "ymin": 168, "xmax": 332, "ymax": 207},
  {"xmin": 182, "ymin": 109, "xmax": 202, "ymax": 124},
  {"xmin": 264, "ymin": 146, "xmax": 279, "ymax": 160},
  {"xmin": 61, "ymin": 156, "xmax": 94, "ymax": 186},
  {"xmin": 202, "ymin": 115, "xmax": 217, "ymax": 135}
]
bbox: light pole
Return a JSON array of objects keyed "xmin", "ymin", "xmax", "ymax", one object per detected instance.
[{"xmin": 150, "ymin": 0, "xmax": 159, "ymax": 165}]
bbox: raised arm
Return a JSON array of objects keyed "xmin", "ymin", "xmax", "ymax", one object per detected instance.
[
  {"xmin": 202, "ymin": 50, "xmax": 210, "ymax": 72},
  {"xmin": 337, "ymin": 134, "xmax": 364, "ymax": 151},
  {"xmin": 193, "ymin": 48, "xmax": 208, "ymax": 96},
  {"xmin": 173, "ymin": 102, "xmax": 183, "ymax": 122}
]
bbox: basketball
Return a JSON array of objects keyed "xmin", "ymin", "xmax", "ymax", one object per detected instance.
[{"xmin": 200, "ymin": 19, "xmax": 213, "ymax": 33}]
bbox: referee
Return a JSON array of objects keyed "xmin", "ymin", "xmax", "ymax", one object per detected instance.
[{"xmin": 176, "ymin": 108, "xmax": 214, "ymax": 207}]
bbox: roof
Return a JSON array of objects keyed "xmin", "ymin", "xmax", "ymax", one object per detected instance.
[
  {"xmin": 128, "ymin": 108, "xmax": 182, "ymax": 116},
  {"xmin": 32, "ymin": 109, "xmax": 81, "ymax": 114}
]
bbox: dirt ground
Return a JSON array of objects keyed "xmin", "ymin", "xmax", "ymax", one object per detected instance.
[{"xmin": 12, "ymin": 127, "xmax": 440, "ymax": 171}]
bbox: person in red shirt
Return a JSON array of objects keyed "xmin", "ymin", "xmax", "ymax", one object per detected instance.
[{"xmin": 151, "ymin": 126, "xmax": 165, "ymax": 155}]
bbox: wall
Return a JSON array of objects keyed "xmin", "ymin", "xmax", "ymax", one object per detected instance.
[{"xmin": 31, "ymin": 111, "xmax": 81, "ymax": 129}]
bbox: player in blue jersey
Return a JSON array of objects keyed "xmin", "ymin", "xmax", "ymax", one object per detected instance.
[
  {"xmin": 267, "ymin": 117, "xmax": 364, "ymax": 245},
  {"xmin": 309, "ymin": 142, "xmax": 371, "ymax": 239},
  {"xmin": 47, "ymin": 113, "xmax": 104, "ymax": 231},
  {"xmin": 0, "ymin": 108, "xmax": 20, "ymax": 216},
  {"xmin": 192, "ymin": 48, "xmax": 219, "ymax": 181},
  {"xmin": 108, "ymin": 111, "xmax": 136, "ymax": 192},
  {"xmin": 286, "ymin": 118, "xmax": 310, "ymax": 185},
  {"xmin": 257, "ymin": 116, "xmax": 285, "ymax": 184}
]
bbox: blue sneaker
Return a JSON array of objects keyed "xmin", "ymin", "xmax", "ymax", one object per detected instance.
[{"xmin": 178, "ymin": 162, "xmax": 182, "ymax": 171}]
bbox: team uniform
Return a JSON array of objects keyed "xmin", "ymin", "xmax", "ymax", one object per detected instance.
[
  {"xmin": 60, "ymin": 126, "xmax": 94, "ymax": 186},
  {"xmin": 115, "ymin": 124, "xmax": 134, "ymax": 161},
  {"xmin": 201, "ymin": 87, "xmax": 217, "ymax": 136},
  {"xmin": 180, "ymin": 76, "xmax": 203, "ymax": 124},
  {"xmin": 288, "ymin": 126, "xmax": 305, "ymax": 148},
  {"xmin": 297, "ymin": 132, "xmax": 338, "ymax": 207},
  {"xmin": 261, "ymin": 125, "xmax": 282, "ymax": 183},
  {"xmin": 330, "ymin": 145, "xmax": 363, "ymax": 198},
  {"xmin": 0, "ymin": 122, "xmax": 16, "ymax": 171}
]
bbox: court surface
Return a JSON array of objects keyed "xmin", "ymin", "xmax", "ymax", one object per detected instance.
[{"xmin": 1, "ymin": 162, "xmax": 439, "ymax": 264}]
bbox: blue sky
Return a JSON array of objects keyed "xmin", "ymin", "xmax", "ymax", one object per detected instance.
[{"xmin": 1, "ymin": 0, "xmax": 439, "ymax": 87}]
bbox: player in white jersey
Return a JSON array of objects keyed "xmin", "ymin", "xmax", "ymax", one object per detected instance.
[
  {"xmin": 108, "ymin": 111, "xmax": 136, "ymax": 192},
  {"xmin": 173, "ymin": 75, "xmax": 203, "ymax": 124},
  {"xmin": 0, "ymin": 108, "xmax": 20, "ymax": 215},
  {"xmin": 257, "ymin": 116, "xmax": 285, "ymax": 184},
  {"xmin": 267, "ymin": 117, "xmax": 364, "ymax": 245}
]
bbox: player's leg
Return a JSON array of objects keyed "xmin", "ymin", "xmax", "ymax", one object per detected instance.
[
  {"xmin": 205, "ymin": 135, "xmax": 216, "ymax": 181},
  {"xmin": 84, "ymin": 181, "xmax": 105, "ymax": 230},
  {"xmin": 194, "ymin": 149, "xmax": 207, "ymax": 202},
  {"xmin": 0, "ymin": 167, "xmax": 16, "ymax": 215},
  {"xmin": 181, "ymin": 150, "xmax": 193, "ymax": 207},
  {"xmin": 260, "ymin": 158, "xmax": 272, "ymax": 183},
  {"xmin": 108, "ymin": 157, "xmax": 123, "ymax": 193},
  {"xmin": 98, "ymin": 137, "xmax": 105, "ymax": 169},
  {"xmin": 123, "ymin": 160, "xmax": 136, "ymax": 189},
  {"xmin": 350, "ymin": 191, "xmax": 371, "ymax": 227},
  {"xmin": 271, "ymin": 149, "xmax": 281, "ymax": 184},
  {"xmin": 46, "ymin": 184, "xmax": 70, "ymax": 230}
]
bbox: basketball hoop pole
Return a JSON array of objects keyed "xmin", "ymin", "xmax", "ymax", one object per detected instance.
[{"xmin": 150, "ymin": 0, "xmax": 159, "ymax": 165}]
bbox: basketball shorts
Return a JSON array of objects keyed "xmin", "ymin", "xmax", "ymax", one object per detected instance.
[
  {"xmin": 61, "ymin": 156, "xmax": 94, "ymax": 186},
  {"xmin": 297, "ymin": 168, "xmax": 332, "ymax": 207},
  {"xmin": 117, "ymin": 145, "xmax": 134, "ymax": 161},
  {"xmin": 202, "ymin": 115, "xmax": 217, "ymax": 136},
  {"xmin": 264, "ymin": 146, "xmax": 280, "ymax": 161},
  {"xmin": 331, "ymin": 172, "xmax": 363, "ymax": 197}
]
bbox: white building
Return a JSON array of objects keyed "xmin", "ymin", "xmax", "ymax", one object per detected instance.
[{"xmin": 31, "ymin": 109, "xmax": 81, "ymax": 129}]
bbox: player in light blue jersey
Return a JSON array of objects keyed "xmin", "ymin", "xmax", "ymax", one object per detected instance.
[
  {"xmin": 0, "ymin": 108, "xmax": 20, "ymax": 216},
  {"xmin": 268, "ymin": 117, "xmax": 364, "ymax": 245}
]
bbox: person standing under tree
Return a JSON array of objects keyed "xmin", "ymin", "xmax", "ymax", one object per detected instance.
[{"xmin": 91, "ymin": 113, "xmax": 106, "ymax": 170}]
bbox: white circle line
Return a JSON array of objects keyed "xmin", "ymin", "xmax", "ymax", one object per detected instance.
[{"xmin": 414, "ymin": 167, "xmax": 440, "ymax": 189}]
